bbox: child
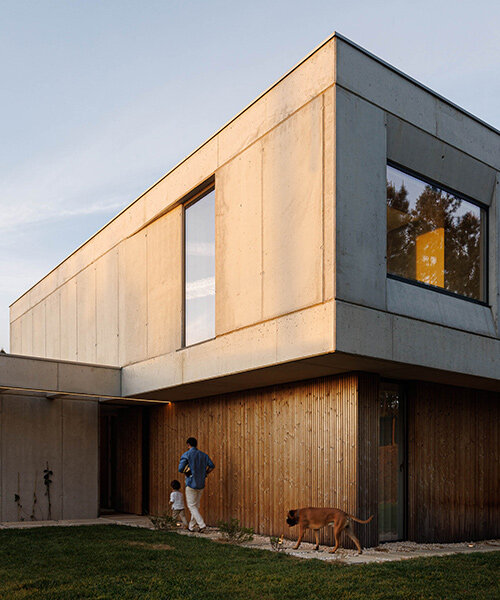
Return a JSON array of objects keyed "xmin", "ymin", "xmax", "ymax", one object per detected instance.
[{"xmin": 170, "ymin": 480, "xmax": 188, "ymax": 528}]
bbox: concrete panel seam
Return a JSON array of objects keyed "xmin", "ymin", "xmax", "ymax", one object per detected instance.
[
  {"xmin": 121, "ymin": 300, "xmax": 335, "ymax": 368},
  {"xmin": 335, "ymin": 83, "xmax": 500, "ymax": 172},
  {"xmin": 336, "ymin": 297, "xmax": 499, "ymax": 342},
  {"xmin": 10, "ymin": 85, "xmax": 337, "ymax": 321}
]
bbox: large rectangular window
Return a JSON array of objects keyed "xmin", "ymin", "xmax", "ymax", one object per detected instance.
[
  {"xmin": 386, "ymin": 164, "xmax": 487, "ymax": 302},
  {"xmin": 184, "ymin": 188, "xmax": 215, "ymax": 346}
]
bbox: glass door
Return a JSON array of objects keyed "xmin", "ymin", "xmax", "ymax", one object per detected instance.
[{"xmin": 378, "ymin": 383, "xmax": 406, "ymax": 541}]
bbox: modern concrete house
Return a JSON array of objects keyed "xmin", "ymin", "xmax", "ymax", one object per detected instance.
[{"xmin": 2, "ymin": 33, "xmax": 499, "ymax": 546}]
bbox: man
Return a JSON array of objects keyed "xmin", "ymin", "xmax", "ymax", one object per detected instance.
[{"xmin": 178, "ymin": 437, "xmax": 215, "ymax": 533}]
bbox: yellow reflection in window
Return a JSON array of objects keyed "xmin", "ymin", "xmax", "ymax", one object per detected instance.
[{"xmin": 416, "ymin": 228, "xmax": 444, "ymax": 287}]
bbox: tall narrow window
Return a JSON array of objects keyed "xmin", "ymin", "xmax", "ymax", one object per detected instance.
[
  {"xmin": 184, "ymin": 188, "xmax": 215, "ymax": 346},
  {"xmin": 387, "ymin": 164, "xmax": 487, "ymax": 302}
]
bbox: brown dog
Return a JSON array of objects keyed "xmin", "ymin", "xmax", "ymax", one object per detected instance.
[{"xmin": 287, "ymin": 507, "xmax": 373, "ymax": 554}]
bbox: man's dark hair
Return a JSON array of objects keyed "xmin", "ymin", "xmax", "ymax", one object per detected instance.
[
  {"xmin": 171, "ymin": 479, "xmax": 181, "ymax": 490},
  {"xmin": 186, "ymin": 437, "xmax": 197, "ymax": 447}
]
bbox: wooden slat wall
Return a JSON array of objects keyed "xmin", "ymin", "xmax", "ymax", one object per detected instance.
[
  {"xmin": 114, "ymin": 407, "xmax": 143, "ymax": 515},
  {"xmin": 357, "ymin": 373, "xmax": 380, "ymax": 547},
  {"xmin": 408, "ymin": 381, "xmax": 499, "ymax": 542},
  {"xmin": 149, "ymin": 373, "xmax": 375, "ymax": 547}
]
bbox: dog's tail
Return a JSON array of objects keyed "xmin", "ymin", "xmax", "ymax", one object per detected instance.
[{"xmin": 348, "ymin": 514, "xmax": 374, "ymax": 524}]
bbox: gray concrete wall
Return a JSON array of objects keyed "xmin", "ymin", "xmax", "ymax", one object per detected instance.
[
  {"xmin": 334, "ymin": 37, "xmax": 500, "ymax": 383},
  {"xmin": 0, "ymin": 393, "xmax": 98, "ymax": 522}
]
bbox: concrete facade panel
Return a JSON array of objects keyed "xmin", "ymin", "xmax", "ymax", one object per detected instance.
[
  {"xmin": 0, "ymin": 395, "xmax": 63, "ymax": 521},
  {"xmin": 219, "ymin": 39, "xmax": 334, "ymax": 166},
  {"xmin": 45, "ymin": 292, "xmax": 61, "ymax": 359},
  {"xmin": 392, "ymin": 314, "xmax": 500, "ymax": 379},
  {"xmin": 216, "ymin": 142, "xmax": 263, "ymax": 334},
  {"xmin": 57, "ymin": 363, "xmax": 121, "ymax": 396},
  {"xmin": 61, "ymin": 399, "xmax": 99, "ymax": 519},
  {"xmin": 435, "ymin": 101, "xmax": 500, "ymax": 170},
  {"xmin": 122, "ymin": 305, "xmax": 335, "ymax": 397},
  {"xmin": 335, "ymin": 87, "xmax": 387, "ymax": 309},
  {"xmin": 336, "ymin": 38, "xmax": 500, "ymax": 170},
  {"xmin": 218, "ymin": 95, "xmax": 269, "ymax": 166},
  {"xmin": 60, "ymin": 279, "xmax": 78, "ymax": 362},
  {"xmin": 9, "ymin": 318, "xmax": 21, "ymax": 354},
  {"xmin": 0, "ymin": 354, "xmax": 58, "ymax": 391},
  {"xmin": 20, "ymin": 311, "xmax": 33, "ymax": 356},
  {"xmin": 0, "ymin": 393, "xmax": 99, "ymax": 522},
  {"xmin": 262, "ymin": 98, "xmax": 323, "ymax": 319},
  {"xmin": 265, "ymin": 40, "xmax": 335, "ymax": 131},
  {"xmin": 9, "ymin": 293, "xmax": 30, "ymax": 323},
  {"xmin": 146, "ymin": 208, "xmax": 182, "ymax": 358},
  {"xmin": 118, "ymin": 232, "xmax": 148, "ymax": 365},
  {"xmin": 144, "ymin": 137, "xmax": 218, "ymax": 224},
  {"xmin": 121, "ymin": 351, "xmax": 183, "ymax": 397},
  {"xmin": 276, "ymin": 302, "xmax": 334, "ymax": 363},
  {"xmin": 31, "ymin": 302, "xmax": 46, "ymax": 358},
  {"xmin": 323, "ymin": 87, "xmax": 335, "ymax": 301},
  {"xmin": 387, "ymin": 115, "xmax": 497, "ymax": 206},
  {"xmin": 96, "ymin": 249, "xmax": 119, "ymax": 365},
  {"xmin": 76, "ymin": 267, "xmax": 97, "ymax": 363},
  {"xmin": 387, "ymin": 278, "xmax": 497, "ymax": 337},
  {"xmin": 28, "ymin": 271, "xmax": 58, "ymax": 314},
  {"xmin": 335, "ymin": 300, "xmax": 393, "ymax": 361}
]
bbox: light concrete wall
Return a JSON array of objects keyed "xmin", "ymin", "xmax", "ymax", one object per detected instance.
[
  {"xmin": 0, "ymin": 393, "xmax": 98, "ymax": 522},
  {"xmin": 9, "ymin": 37, "xmax": 337, "ymax": 390}
]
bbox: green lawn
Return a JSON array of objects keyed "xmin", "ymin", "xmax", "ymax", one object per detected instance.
[{"xmin": 0, "ymin": 526, "xmax": 498, "ymax": 600}]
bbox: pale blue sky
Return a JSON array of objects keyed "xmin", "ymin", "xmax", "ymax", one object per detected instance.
[{"xmin": 1, "ymin": 0, "xmax": 499, "ymax": 351}]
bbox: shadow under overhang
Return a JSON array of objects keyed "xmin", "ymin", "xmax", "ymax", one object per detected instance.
[
  {"xmin": 0, "ymin": 385, "xmax": 169, "ymax": 406},
  {"xmin": 130, "ymin": 351, "xmax": 500, "ymax": 403}
]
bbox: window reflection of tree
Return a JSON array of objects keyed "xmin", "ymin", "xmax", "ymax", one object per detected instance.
[{"xmin": 387, "ymin": 176, "xmax": 482, "ymax": 300}]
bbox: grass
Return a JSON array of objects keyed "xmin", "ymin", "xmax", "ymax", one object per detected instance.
[{"xmin": 0, "ymin": 525, "xmax": 498, "ymax": 600}]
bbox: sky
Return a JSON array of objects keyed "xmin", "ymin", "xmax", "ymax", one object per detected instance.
[{"xmin": 1, "ymin": 0, "xmax": 499, "ymax": 351}]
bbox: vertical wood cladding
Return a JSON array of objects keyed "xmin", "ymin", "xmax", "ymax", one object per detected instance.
[
  {"xmin": 357, "ymin": 373, "xmax": 380, "ymax": 547},
  {"xmin": 407, "ymin": 382, "xmax": 499, "ymax": 542},
  {"xmin": 114, "ymin": 408, "xmax": 143, "ymax": 515},
  {"xmin": 149, "ymin": 372, "xmax": 379, "ymax": 547}
]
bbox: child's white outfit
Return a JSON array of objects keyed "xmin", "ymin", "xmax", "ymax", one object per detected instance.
[{"xmin": 170, "ymin": 490, "xmax": 188, "ymax": 527}]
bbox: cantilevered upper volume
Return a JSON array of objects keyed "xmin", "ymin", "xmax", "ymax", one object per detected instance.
[{"xmin": 9, "ymin": 33, "xmax": 499, "ymax": 402}]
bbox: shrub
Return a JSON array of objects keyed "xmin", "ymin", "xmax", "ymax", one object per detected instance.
[
  {"xmin": 217, "ymin": 518, "xmax": 254, "ymax": 543},
  {"xmin": 149, "ymin": 513, "xmax": 178, "ymax": 530},
  {"xmin": 270, "ymin": 535, "xmax": 285, "ymax": 551}
]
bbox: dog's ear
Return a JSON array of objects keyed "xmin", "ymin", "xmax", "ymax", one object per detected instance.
[{"xmin": 287, "ymin": 509, "xmax": 296, "ymax": 518}]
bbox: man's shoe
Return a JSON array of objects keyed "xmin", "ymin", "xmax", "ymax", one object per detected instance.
[{"xmin": 198, "ymin": 527, "xmax": 206, "ymax": 533}]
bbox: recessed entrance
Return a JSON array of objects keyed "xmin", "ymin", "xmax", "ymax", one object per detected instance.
[
  {"xmin": 378, "ymin": 383, "xmax": 407, "ymax": 541},
  {"xmin": 99, "ymin": 406, "xmax": 149, "ymax": 515}
]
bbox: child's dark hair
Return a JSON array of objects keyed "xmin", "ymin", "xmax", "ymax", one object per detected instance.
[{"xmin": 171, "ymin": 479, "xmax": 181, "ymax": 490}]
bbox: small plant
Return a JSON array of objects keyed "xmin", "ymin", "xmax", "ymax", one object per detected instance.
[
  {"xmin": 217, "ymin": 518, "xmax": 254, "ymax": 543},
  {"xmin": 149, "ymin": 513, "xmax": 178, "ymax": 530},
  {"xmin": 43, "ymin": 463, "xmax": 53, "ymax": 520},
  {"xmin": 270, "ymin": 534, "xmax": 285, "ymax": 551}
]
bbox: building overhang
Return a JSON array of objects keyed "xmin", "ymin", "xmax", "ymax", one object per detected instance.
[
  {"xmin": 0, "ymin": 353, "xmax": 168, "ymax": 406},
  {"xmin": 129, "ymin": 350, "xmax": 500, "ymax": 403}
]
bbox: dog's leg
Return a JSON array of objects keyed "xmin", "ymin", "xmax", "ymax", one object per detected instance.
[
  {"xmin": 329, "ymin": 524, "xmax": 342, "ymax": 554},
  {"xmin": 314, "ymin": 530, "xmax": 320, "ymax": 551},
  {"xmin": 345, "ymin": 524, "xmax": 363, "ymax": 554},
  {"xmin": 293, "ymin": 525, "xmax": 305, "ymax": 550}
]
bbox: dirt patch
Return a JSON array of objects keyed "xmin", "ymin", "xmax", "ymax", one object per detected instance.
[{"xmin": 125, "ymin": 541, "xmax": 173, "ymax": 551}]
